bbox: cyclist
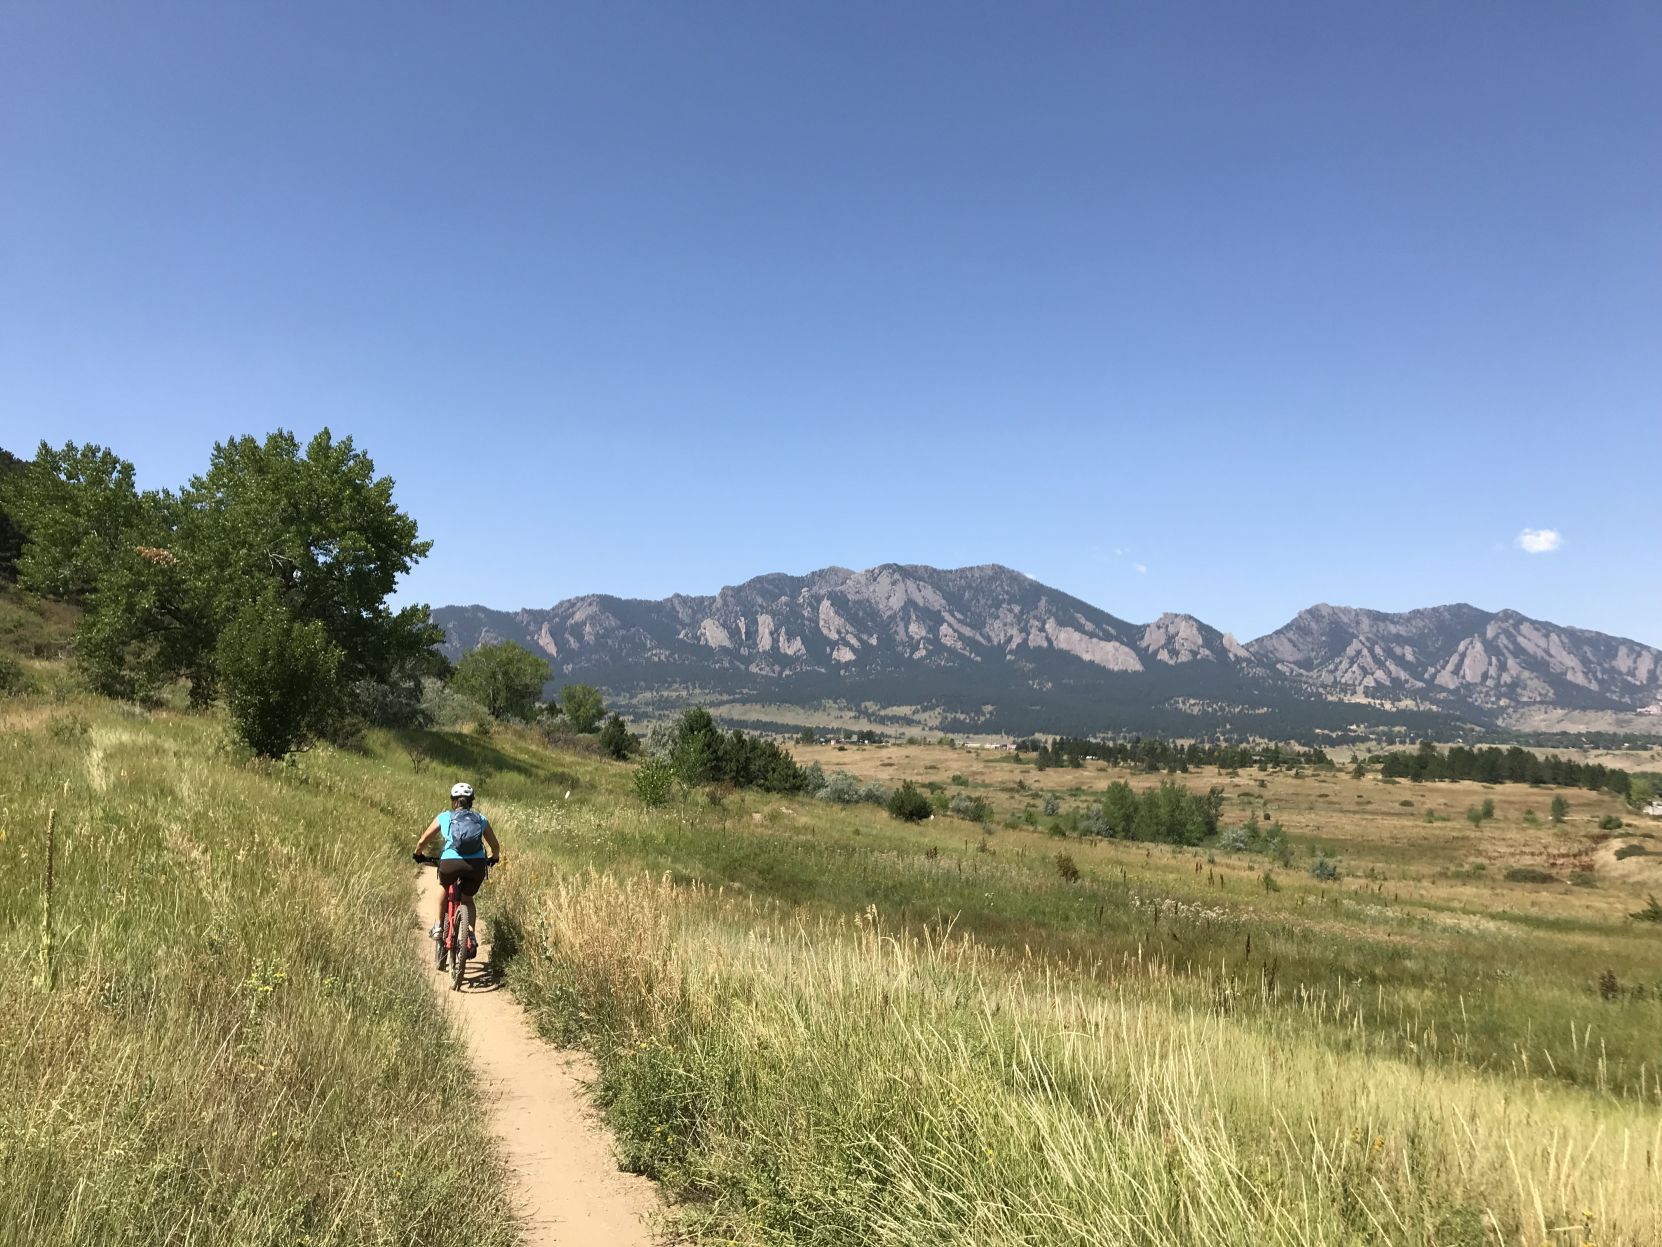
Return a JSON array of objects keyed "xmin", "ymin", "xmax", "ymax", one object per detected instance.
[{"xmin": 413, "ymin": 782, "xmax": 502, "ymax": 955}]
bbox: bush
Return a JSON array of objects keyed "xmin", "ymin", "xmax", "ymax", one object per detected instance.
[
  {"xmin": 1503, "ymin": 866, "xmax": 1558, "ymax": 884},
  {"xmin": 599, "ymin": 713, "xmax": 636, "ymax": 760},
  {"xmin": 1309, "ymin": 857, "xmax": 1340, "ymax": 882},
  {"xmin": 633, "ymin": 759, "xmax": 674, "ymax": 808},
  {"xmin": 948, "ymin": 793, "xmax": 992, "ymax": 824},
  {"xmin": 1598, "ymin": 815, "xmax": 1624, "ymax": 831},
  {"xmin": 886, "ymin": 781, "xmax": 932, "ymax": 823},
  {"xmin": 1629, "ymin": 895, "xmax": 1662, "ymax": 923},
  {"xmin": 949, "ymin": 774, "xmax": 969, "ymax": 787},
  {"xmin": 419, "ymin": 677, "xmax": 489, "ymax": 728},
  {"xmin": 47, "ymin": 713, "xmax": 89, "ymax": 743},
  {"xmin": 662, "ymin": 708, "xmax": 810, "ymax": 793},
  {"xmin": 859, "ymin": 781, "xmax": 888, "ymax": 805},
  {"xmin": 0, "ymin": 652, "xmax": 27, "ymax": 696},
  {"xmin": 819, "ymin": 772, "xmax": 864, "ymax": 804},
  {"xmin": 1612, "ymin": 843, "xmax": 1651, "ymax": 861},
  {"xmin": 1055, "ymin": 853, "xmax": 1080, "ymax": 883},
  {"xmin": 216, "ymin": 594, "xmax": 343, "ymax": 758},
  {"xmin": 1042, "ymin": 795, "xmax": 1060, "ymax": 817}
]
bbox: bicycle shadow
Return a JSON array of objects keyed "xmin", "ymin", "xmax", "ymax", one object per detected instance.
[{"xmin": 457, "ymin": 947, "xmax": 506, "ymax": 993}]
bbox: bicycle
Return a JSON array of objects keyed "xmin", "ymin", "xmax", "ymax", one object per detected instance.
[{"xmin": 413, "ymin": 853, "xmax": 496, "ymax": 991}]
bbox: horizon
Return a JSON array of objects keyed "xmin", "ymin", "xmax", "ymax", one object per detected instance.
[{"xmin": 4, "ymin": 5, "xmax": 1657, "ymax": 647}]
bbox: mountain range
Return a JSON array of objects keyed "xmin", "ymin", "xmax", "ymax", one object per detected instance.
[{"xmin": 432, "ymin": 564, "xmax": 1662, "ymax": 739}]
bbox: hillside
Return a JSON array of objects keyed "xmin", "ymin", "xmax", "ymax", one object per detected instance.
[{"xmin": 433, "ymin": 564, "xmax": 1662, "ymax": 738}]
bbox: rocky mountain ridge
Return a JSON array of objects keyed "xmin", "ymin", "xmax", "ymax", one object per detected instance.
[{"xmin": 432, "ymin": 564, "xmax": 1662, "ymax": 736}]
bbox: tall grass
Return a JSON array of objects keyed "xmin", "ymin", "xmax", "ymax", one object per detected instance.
[
  {"xmin": 496, "ymin": 869, "xmax": 1660, "ymax": 1246},
  {"xmin": 0, "ymin": 703, "xmax": 517, "ymax": 1246}
]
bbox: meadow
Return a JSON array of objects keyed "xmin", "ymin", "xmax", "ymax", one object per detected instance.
[
  {"xmin": 4, "ymin": 651, "xmax": 1660, "ymax": 1245},
  {"xmin": 485, "ymin": 734, "xmax": 1662, "ymax": 1246}
]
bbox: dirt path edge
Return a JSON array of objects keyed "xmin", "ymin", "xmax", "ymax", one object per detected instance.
[{"xmin": 417, "ymin": 870, "xmax": 662, "ymax": 1246}]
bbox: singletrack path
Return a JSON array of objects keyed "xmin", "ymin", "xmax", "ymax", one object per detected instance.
[{"xmin": 416, "ymin": 871, "xmax": 661, "ymax": 1246}]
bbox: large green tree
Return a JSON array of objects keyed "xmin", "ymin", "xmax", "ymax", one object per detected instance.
[
  {"xmin": 0, "ymin": 447, "xmax": 27, "ymax": 581},
  {"xmin": 559, "ymin": 683, "xmax": 606, "ymax": 733},
  {"xmin": 452, "ymin": 641, "xmax": 551, "ymax": 721},
  {"xmin": 12, "ymin": 430, "xmax": 439, "ymax": 734}
]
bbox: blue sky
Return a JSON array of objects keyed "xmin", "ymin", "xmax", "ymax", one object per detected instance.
[{"xmin": 3, "ymin": 3, "xmax": 1658, "ymax": 644}]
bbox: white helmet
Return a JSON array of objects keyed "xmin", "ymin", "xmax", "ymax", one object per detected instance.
[{"xmin": 450, "ymin": 782, "xmax": 474, "ymax": 799}]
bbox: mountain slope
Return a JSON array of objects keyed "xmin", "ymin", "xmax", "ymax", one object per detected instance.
[
  {"xmin": 1248, "ymin": 603, "xmax": 1662, "ymax": 714},
  {"xmin": 433, "ymin": 564, "xmax": 1433, "ymax": 737},
  {"xmin": 433, "ymin": 565, "xmax": 1661, "ymax": 736}
]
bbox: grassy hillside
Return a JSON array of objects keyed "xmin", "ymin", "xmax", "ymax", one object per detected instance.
[
  {"xmin": 5, "ymin": 670, "xmax": 1659, "ymax": 1244},
  {"xmin": 0, "ymin": 695, "xmax": 519, "ymax": 1246},
  {"xmin": 478, "ymin": 736, "xmax": 1661, "ymax": 1246}
]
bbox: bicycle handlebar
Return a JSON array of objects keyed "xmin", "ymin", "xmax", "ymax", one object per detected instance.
[{"xmin": 412, "ymin": 853, "xmax": 501, "ymax": 867}]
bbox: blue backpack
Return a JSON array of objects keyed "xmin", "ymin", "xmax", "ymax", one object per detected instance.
[{"xmin": 449, "ymin": 808, "xmax": 487, "ymax": 857}]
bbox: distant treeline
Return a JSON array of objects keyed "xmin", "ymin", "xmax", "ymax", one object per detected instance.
[
  {"xmin": 1377, "ymin": 742, "xmax": 1640, "ymax": 794},
  {"xmin": 1018, "ymin": 736, "xmax": 1332, "ymax": 773}
]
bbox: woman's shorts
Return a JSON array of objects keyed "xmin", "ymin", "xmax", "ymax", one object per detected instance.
[{"xmin": 437, "ymin": 857, "xmax": 489, "ymax": 896}]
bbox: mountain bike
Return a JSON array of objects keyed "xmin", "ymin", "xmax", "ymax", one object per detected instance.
[{"xmin": 413, "ymin": 854, "xmax": 495, "ymax": 991}]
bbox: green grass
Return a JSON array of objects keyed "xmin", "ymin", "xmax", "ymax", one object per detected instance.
[
  {"xmin": 0, "ymin": 700, "xmax": 518, "ymax": 1246},
  {"xmin": 6, "ymin": 692, "xmax": 1660, "ymax": 1245},
  {"xmin": 464, "ymin": 734, "xmax": 1661, "ymax": 1246}
]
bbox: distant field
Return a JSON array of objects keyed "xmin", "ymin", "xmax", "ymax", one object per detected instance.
[{"xmin": 487, "ymin": 734, "xmax": 1662, "ymax": 1246}]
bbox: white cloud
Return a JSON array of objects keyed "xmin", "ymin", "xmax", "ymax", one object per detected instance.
[
  {"xmin": 1133, "ymin": 563, "xmax": 1148, "ymax": 575},
  {"xmin": 1515, "ymin": 528, "xmax": 1563, "ymax": 555}
]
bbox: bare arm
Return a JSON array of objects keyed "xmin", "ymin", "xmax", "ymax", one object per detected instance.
[
  {"xmin": 483, "ymin": 825, "xmax": 502, "ymax": 858},
  {"xmin": 413, "ymin": 816, "xmax": 442, "ymax": 856}
]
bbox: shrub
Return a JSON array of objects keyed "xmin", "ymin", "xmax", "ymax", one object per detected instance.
[
  {"xmin": 820, "ymin": 772, "xmax": 864, "ymax": 805},
  {"xmin": 1550, "ymin": 795, "xmax": 1569, "ymax": 824},
  {"xmin": 1629, "ymin": 894, "xmax": 1662, "ymax": 923},
  {"xmin": 1521, "ymin": 809, "xmax": 1539, "ymax": 826},
  {"xmin": 859, "ymin": 781, "xmax": 888, "ymax": 805},
  {"xmin": 0, "ymin": 652, "xmax": 27, "ymax": 696},
  {"xmin": 1503, "ymin": 866, "xmax": 1558, "ymax": 884},
  {"xmin": 887, "ymin": 781, "xmax": 932, "ymax": 823},
  {"xmin": 1598, "ymin": 815, "xmax": 1624, "ymax": 831},
  {"xmin": 948, "ymin": 793, "xmax": 992, "ymax": 824},
  {"xmin": 599, "ymin": 713, "xmax": 636, "ymax": 760},
  {"xmin": 47, "ymin": 713, "xmax": 90, "ymax": 743},
  {"xmin": 949, "ymin": 774, "xmax": 969, "ymax": 787},
  {"xmin": 418, "ymin": 677, "xmax": 489, "ymax": 728},
  {"xmin": 1613, "ymin": 843, "xmax": 1651, "ymax": 861},
  {"xmin": 1309, "ymin": 857, "xmax": 1339, "ymax": 882},
  {"xmin": 633, "ymin": 759, "xmax": 674, "ymax": 808},
  {"xmin": 1042, "ymin": 795, "xmax": 1060, "ymax": 817},
  {"xmin": 1055, "ymin": 853, "xmax": 1080, "ymax": 883},
  {"xmin": 216, "ymin": 594, "xmax": 343, "ymax": 758}
]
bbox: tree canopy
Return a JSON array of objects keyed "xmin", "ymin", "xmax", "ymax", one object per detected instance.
[
  {"xmin": 11, "ymin": 430, "xmax": 439, "ymax": 753},
  {"xmin": 452, "ymin": 641, "xmax": 550, "ymax": 721}
]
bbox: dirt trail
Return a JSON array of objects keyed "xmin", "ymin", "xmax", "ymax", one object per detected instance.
[{"xmin": 417, "ymin": 872, "xmax": 661, "ymax": 1246}]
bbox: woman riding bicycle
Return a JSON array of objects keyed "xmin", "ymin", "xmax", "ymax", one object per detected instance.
[{"xmin": 413, "ymin": 782, "xmax": 502, "ymax": 948}]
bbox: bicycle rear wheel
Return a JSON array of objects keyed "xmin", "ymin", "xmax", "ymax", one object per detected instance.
[{"xmin": 450, "ymin": 906, "xmax": 469, "ymax": 991}]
